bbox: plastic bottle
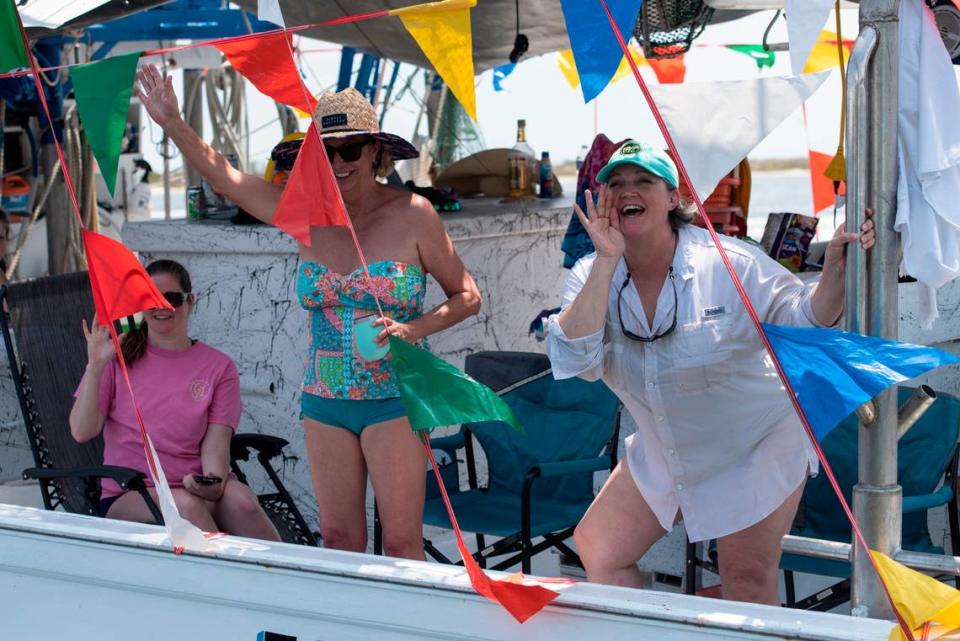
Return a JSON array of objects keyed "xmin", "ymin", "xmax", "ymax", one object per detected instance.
[
  {"xmin": 508, "ymin": 119, "xmax": 535, "ymax": 198},
  {"xmin": 539, "ymin": 151, "xmax": 554, "ymax": 198},
  {"xmin": 575, "ymin": 145, "xmax": 588, "ymax": 171}
]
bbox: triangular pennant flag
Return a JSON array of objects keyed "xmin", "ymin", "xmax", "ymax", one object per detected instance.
[
  {"xmin": 389, "ymin": 0, "xmax": 477, "ymax": 120},
  {"xmin": 803, "ymin": 30, "xmax": 852, "ymax": 74},
  {"xmin": 649, "ymin": 71, "xmax": 830, "ymax": 200},
  {"xmin": 216, "ymin": 32, "xmax": 316, "ymax": 114},
  {"xmin": 82, "ymin": 228, "xmax": 171, "ymax": 324},
  {"xmin": 257, "ymin": 0, "xmax": 285, "ymax": 27},
  {"xmin": 273, "ymin": 124, "xmax": 348, "ymax": 245},
  {"xmin": 559, "ymin": 0, "xmax": 644, "ymax": 103},
  {"xmin": 492, "ymin": 62, "xmax": 516, "ymax": 91},
  {"xmin": 648, "ymin": 55, "xmax": 686, "ymax": 84},
  {"xmin": 762, "ymin": 323, "xmax": 960, "ymax": 441},
  {"xmin": 389, "ymin": 335, "xmax": 523, "ymax": 433},
  {"xmin": 726, "ymin": 44, "xmax": 777, "ymax": 70},
  {"xmin": 872, "ymin": 551, "xmax": 960, "ymax": 641},
  {"xmin": 0, "ymin": 0, "xmax": 27, "ymax": 73},
  {"xmin": 808, "ymin": 149, "xmax": 844, "ymax": 213},
  {"xmin": 559, "ymin": 45, "xmax": 650, "ymax": 91},
  {"xmin": 785, "ymin": 0, "xmax": 835, "ymax": 75},
  {"xmin": 71, "ymin": 51, "xmax": 142, "ymax": 196},
  {"xmin": 422, "ymin": 439, "xmax": 558, "ymax": 622}
]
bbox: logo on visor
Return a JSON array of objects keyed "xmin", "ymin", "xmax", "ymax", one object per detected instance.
[{"xmin": 620, "ymin": 142, "xmax": 643, "ymax": 155}]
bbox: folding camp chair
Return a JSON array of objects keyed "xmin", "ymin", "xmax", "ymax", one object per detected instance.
[
  {"xmin": 684, "ymin": 386, "xmax": 960, "ymax": 607},
  {"xmin": 0, "ymin": 271, "xmax": 317, "ymax": 546},
  {"xmin": 418, "ymin": 351, "xmax": 621, "ymax": 574}
]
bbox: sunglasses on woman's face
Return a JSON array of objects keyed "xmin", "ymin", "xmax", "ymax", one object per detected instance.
[
  {"xmin": 324, "ymin": 137, "xmax": 371, "ymax": 162},
  {"xmin": 162, "ymin": 291, "xmax": 190, "ymax": 308}
]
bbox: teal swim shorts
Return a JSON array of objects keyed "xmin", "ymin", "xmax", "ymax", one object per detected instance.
[{"xmin": 300, "ymin": 392, "xmax": 407, "ymax": 436}]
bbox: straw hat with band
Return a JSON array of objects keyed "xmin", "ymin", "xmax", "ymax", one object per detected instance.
[
  {"xmin": 314, "ymin": 87, "xmax": 419, "ymax": 161},
  {"xmin": 595, "ymin": 140, "xmax": 679, "ymax": 188}
]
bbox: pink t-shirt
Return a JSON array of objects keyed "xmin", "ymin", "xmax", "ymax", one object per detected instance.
[{"xmin": 85, "ymin": 341, "xmax": 242, "ymax": 498}]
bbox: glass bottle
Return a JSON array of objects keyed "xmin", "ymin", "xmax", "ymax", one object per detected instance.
[{"xmin": 508, "ymin": 119, "xmax": 535, "ymax": 198}]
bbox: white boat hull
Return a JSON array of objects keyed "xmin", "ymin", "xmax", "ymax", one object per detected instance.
[{"xmin": 0, "ymin": 505, "xmax": 893, "ymax": 641}]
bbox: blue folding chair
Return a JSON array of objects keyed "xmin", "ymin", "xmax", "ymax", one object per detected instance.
[
  {"xmin": 685, "ymin": 387, "xmax": 960, "ymax": 606},
  {"xmin": 779, "ymin": 386, "xmax": 960, "ymax": 610},
  {"xmin": 421, "ymin": 351, "xmax": 621, "ymax": 573}
]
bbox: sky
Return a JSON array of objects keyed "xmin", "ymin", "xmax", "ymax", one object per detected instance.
[{"xmin": 139, "ymin": 8, "xmax": 865, "ymax": 176}]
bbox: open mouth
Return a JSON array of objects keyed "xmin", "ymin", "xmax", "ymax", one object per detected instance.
[
  {"xmin": 150, "ymin": 310, "xmax": 174, "ymax": 321},
  {"xmin": 334, "ymin": 170, "xmax": 352, "ymax": 179},
  {"xmin": 620, "ymin": 204, "xmax": 645, "ymax": 217}
]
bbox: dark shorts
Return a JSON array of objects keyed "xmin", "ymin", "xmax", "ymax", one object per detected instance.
[
  {"xmin": 98, "ymin": 494, "xmax": 122, "ymax": 517},
  {"xmin": 301, "ymin": 393, "xmax": 407, "ymax": 436}
]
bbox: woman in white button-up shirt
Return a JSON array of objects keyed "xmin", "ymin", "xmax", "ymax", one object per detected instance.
[{"xmin": 546, "ymin": 141, "xmax": 874, "ymax": 605}]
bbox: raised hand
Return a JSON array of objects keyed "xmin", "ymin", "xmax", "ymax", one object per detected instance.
[
  {"xmin": 134, "ymin": 64, "xmax": 181, "ymax": 128},
  {"xmin": 82, "ymin": 316, "xmax": 117, "ymax": 369},
  {"xmin": 573, "ymin": 186, "xmax": 625, "ymax": 260}
]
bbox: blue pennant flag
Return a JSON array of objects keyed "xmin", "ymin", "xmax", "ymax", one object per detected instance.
[
  {"xmin": 763, "ymin": 324, "xmax": 960, "ymax": 441},
  {"xmin": 493, "ymin": 63, "xmax": 516, "ymax": 91},
  {"xmin": 559, "ymin": 0, "xmax": 644, "ymax": 103}
]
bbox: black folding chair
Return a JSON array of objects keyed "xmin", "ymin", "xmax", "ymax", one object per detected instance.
[{"xmin": 0, "ymin": 271, "xmax": 316, "ymax": 546}]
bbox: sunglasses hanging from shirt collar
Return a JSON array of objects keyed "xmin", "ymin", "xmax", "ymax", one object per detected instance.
[{"xmin": 617, "ymin": 267, "xmax": 678, "ymax": 342}]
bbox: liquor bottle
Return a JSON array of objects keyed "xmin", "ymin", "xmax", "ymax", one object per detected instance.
[
  {"xmin": 538, "ymin": 151, "xmax": 554, "ymax": 198},
  {"xmin": 508, "ymin": 119, "xmax": 535, "ymax": 198}
]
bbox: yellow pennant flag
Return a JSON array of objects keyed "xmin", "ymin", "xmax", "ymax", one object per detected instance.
[
  {"xmin": 557, "ymin": 46, "xmax": 648, "ymax": 91},
  {"xmin": 803, "ymin": 30, "xmax": 851, "ymax": 74},
  {"xmin": 390, "ymin": 0, "xmax": 477, "ymax": 120},
  {"xmin": 872, "ymin": 551, "xmax": 960, "ymax": 641}
]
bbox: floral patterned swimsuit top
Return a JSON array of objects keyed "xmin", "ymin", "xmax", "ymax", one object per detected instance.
[{"xmin": 297, "ymin": 260, "xmax": 427, "ymax": 400}]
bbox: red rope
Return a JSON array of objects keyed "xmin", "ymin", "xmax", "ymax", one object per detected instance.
[
  {"xmin": 12, "ymin": 1, "xmax": 173, "ymax": 526},
  {"xmin": 595, "ymin": 0, "xmax": 915, "ymax": 638}
]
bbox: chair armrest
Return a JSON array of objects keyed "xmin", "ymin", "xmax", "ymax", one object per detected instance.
[
  {"xmin": 24, "ymin": 465, "xmax": 147, "ymax": 491},
  {"xmin": 535, "ymin": 457, "xmax": 610, "ymax": 479},
  {"xmin": 428, "ymin": 432, "xmax": 466, "ymax": 456},
  {"xmin": 903, "ymin": 486, "xmax": 954, "ymax": 513},
  {"xmin": 231, "ymin": 433, "xmax": 289, "ymax": 462}
]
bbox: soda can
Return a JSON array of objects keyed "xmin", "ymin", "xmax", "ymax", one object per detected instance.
[{"xmin": 186, "ymin": 185, "xmax": 202, "ymax": 221}]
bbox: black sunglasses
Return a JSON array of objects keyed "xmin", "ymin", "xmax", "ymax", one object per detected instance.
[
  {"xmin": 617, "ymin": 267, "xmax": 678, "ymax": 343},
  {"xmin": 324, "ymin": 137, "xmax": 371, "ymax": 162},
  {"xmin": 162, "ymin": 291, "xmax": 190, "ymax": 308}
]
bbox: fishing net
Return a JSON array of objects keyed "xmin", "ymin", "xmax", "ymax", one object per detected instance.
[{"xmin": 634, "ymin": 0, "xmax": 715, "ymax": 59}]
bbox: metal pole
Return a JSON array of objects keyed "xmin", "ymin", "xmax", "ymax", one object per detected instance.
[
  {"xmin": 849, "ymin": 0, "xmax": 901, "ymax": 619},
  {"xmin": 182, "ymin": 70, "xmax": 204, "ymax": 194}
]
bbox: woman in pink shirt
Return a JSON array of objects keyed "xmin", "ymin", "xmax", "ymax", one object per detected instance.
[{"xmin": 69, "ymin": 259, "xmax": 280, "ymax": 540}]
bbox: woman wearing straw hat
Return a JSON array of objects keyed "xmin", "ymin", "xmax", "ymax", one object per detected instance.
[
  {"xmin": 546, "ymin": 140, "xmax": 874, "ymax": 603},
  {"xmin": 135, "ymin": 64, "xmax": 481, "ymax": 560}
]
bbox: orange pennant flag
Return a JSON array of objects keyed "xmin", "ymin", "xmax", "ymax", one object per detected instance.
[
  {"xmin": 273, "ymin": 124, "xmax": 348, "ymax": 245},
  {"xmin": 421, "ymin": 437, "xmax": 558, "ymax": 622},
  {"xmin": 808, "ymin": 149, "xmax": 844, "ymax": 214},
  {"xmin": 82, "ymin": 228, "xmax": 171, "ymax": 324},
  {"xmin": 648, "ymin": 55, "xmax": 686, "ymax": 84},
  {"xmin": 216, "ymin": 33, "xmax": 316, "ymax": 114}
]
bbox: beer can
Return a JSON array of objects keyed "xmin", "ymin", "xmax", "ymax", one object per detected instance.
[{"xmin": 186, "ymin": 185, "xmax": 202, "ymax": 221}]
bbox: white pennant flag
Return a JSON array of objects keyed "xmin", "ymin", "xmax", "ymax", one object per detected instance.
[
  {"xmin": 785, "ymin": 0, "xmax": 834, "ymax": 75},
  {"xmin": 258, "ymin": 0, "xmax": 285, "ymax": 27},
  {"xmin": 649, "ymin": 71, "xmax": 832, "ymax": 201}
]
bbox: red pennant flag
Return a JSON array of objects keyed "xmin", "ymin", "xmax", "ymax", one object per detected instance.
[
  {"xmin": 215, "ymin": 33, "xmax": 316, "ymax": 114},
  {"xmin": 82, "ymin": 228, "xmax": 171, "ymax": 323},
  {"xmin": 808, "ymin": 149, "xmax": 844, "ymax": 214},
  {"xmin": 648, "ymin": 55, "xmax": 686, "ymax": 84},
  {"xmin": 273, "ymin": 124, "xmax": 349, "ymax": 245},
  {"xmin": 423, "ymin": 438, "xmax": 559, "ymax": 622}
]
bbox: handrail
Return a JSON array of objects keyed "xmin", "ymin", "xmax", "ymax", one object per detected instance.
[
  {"xmin": 844, "ymin": 26, "xmax": 877, "ymax": 338},
  {"xmin": 783, "ymin": 534, "xmax": 960, "ymax": 577}
]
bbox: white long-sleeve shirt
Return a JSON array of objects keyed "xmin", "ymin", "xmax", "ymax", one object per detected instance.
[{"xmin": 546, "ymin": 225, "xmax": 821, "ymax": 541}]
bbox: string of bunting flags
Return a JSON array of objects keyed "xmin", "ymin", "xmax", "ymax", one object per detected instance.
[{"xmin": 5, "ymin": 0, "xmax": 960, "ymax": 632}]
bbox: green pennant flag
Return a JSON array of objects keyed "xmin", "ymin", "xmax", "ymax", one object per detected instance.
[
  {"xmin": 727, "ymin": 45, "xmax": 776, "ymax": 70},
  {"xmin": 71, "ymin": 51, "xmax": 142, "ymax": 196},
  {"xmin": 0, "ymin": 0, "xmax": 28, "ymax": 74},
  {"xmin": 389, "ymin": 335, "xmax": 523, "ymax": 433}
]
